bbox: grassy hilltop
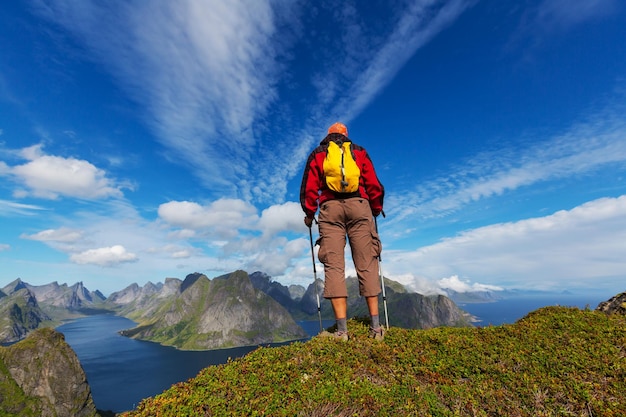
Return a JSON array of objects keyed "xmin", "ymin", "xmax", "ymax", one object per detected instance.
[{"xmin": 121, "ymin": 306, "xmax": 625, "ymax": 417}]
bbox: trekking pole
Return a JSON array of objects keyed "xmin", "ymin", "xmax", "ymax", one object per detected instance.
[
  {"xmin": 308, "ymin": 224, "xmax": 323, "ymax": 334},
  {"xmin": 375, "ymin": 217, "xmax": 390, "ymax": 330}
]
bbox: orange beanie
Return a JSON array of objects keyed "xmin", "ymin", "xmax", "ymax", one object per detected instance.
[{"xmin": 327, "ymin": 122, "xmax": 348, "ymax": 136}]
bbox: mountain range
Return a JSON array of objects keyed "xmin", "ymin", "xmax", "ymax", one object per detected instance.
[{"xmin": 1, "ymin": 270, "xmax": 472, "ymax": 348}]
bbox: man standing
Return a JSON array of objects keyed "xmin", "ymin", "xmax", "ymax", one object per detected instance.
[{"xmin": 300, "ymin": 122, "xmax": 385, "ymax": 340}]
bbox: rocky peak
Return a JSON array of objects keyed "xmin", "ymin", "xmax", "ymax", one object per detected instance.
[
  {"xmin": 107, "ymin": 283, "xmax": 141, "ymax": 304},
  {"xmin": 181, "ymin": 272, "xmax": 208, "ymax": 293},
  {"xmin": 2, "ymin": 278, "xmax": 27, "ymax": 294}
]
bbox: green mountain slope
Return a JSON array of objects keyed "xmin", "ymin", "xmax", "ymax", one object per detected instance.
[
  {"xmin": 119, "ymin": 271, "xmax": 308, "ymax": 350},
  {"xmin": 0, "ymin": 288, "xmax": 52, "ymax": 343},
  {"xmin": 121, "ymin": 307, "xmax": 626, "ymax": 416}
]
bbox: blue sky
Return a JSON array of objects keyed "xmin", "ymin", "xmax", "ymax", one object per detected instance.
[{"xmin": 1, "ymin": 0, "xmax": 625, "ymax": 297}]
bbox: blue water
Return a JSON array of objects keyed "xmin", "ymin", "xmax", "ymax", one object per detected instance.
[
  {"xmin": 459, "ymin": 295, "xmax": 605, "ymax": 327},
  {"xmin": 57, "ymin": 315, "xmax": 331, "ymax": 413}
]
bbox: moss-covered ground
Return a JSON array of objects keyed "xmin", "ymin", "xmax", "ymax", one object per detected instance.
[{"xmin": 120, "ymin": 306, "xmax": 625, "ymax": 416}]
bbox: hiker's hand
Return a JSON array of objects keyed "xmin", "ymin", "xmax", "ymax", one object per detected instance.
[
  {"xmin": 372, "ymin": 209, "xmax": 385, "ymax": 218},
  {"xmin": 304, "ymin": 216, "xmax": 314, "ymax": 228}
]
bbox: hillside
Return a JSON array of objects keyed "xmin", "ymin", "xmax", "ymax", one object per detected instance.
[{"xmin": 122, "ymin": 307, "xmax": 625, "ymax": 416}]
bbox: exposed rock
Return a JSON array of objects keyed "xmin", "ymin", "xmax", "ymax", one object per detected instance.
[
  {"xmin": 596, "ymin": 292, "xmax": 626, "ymax": 315},
  {"xmin": 288, "ymin": 284, "xmax": 306, "ymax": 301},
  {"xmin": 0, "ymin": 328, "xmax": 98, "ymax": 417}
]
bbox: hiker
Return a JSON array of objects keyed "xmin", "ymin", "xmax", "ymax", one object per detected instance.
[{"xmin": 300, "ymin": 122, "xmax": 385, "ymax": 340}]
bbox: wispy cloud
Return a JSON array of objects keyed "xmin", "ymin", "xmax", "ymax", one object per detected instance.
[
  {"xmin": 327, "ymin": 0, "xmax": 474, "ymax": 123},
  {"xmin": 511, "ymin": 0, "xmax": 620, "ymax": 51},
  {"xmin": 386, "ymin": 100, "xmax": 626, "ymax": 229},
  {"xmin": 256, "ymin": 0, "xmax": 475, "ymax": 203},
  {"xmin": 21, "ymin": 227, "xmax": 83, "ymax": 243},
  {"xmin": 0, "ymin": 199, "xmax": 47, "ymax": 216},
  {"xmin": 30, "ymin": 0, "xmax": 286, "ymax": 198},
  {"xmin": 30, "ymin": 1, "xmax": 473, "ymax": 204},
  {"xmin": 533, "ymin": 0, "xmax": 619, "ymax": 30}
]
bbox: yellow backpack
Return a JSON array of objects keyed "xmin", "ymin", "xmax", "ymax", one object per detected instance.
[{"xmin": 323, "ymin": 140, "xmax": 361, "ymax": 193}]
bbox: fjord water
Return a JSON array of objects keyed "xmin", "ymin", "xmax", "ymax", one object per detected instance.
[
  {"xmin": 459, "ymin": 294, "xmax": 606, "ymax": 326},
  {"xmin": 58, "ymin": 315, "xmax": 260, "ymax": 413},
  {"xmin": 57, "ymin": 315, "xmax": 332, "ymax": 413}
]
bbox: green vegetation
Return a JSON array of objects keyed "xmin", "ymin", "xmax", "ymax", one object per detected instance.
[{"xmin": 122, "ymin": 307, "xmax": 625, "ymax": 416}]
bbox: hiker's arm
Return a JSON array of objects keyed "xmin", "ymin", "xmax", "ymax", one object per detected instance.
[
  {"xmin": 360, "ymin": 152, "xmax": 385, "ymax": 216},
  {"xmin": 300, "ymin": 152, "xmax": 322, "ymax": 217}
]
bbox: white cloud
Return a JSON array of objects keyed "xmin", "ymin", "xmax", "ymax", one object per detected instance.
[
  {"xmin": 245, "ymin": 237, "xmax": 309, "ymax": 276},
  {"xmin": 257, "ymin": 202, "xmax": 305, "ymax": 236},
  {"xmin": 70, "ymin": 245, "xmax": 138, "ymax": 267},
  {"xmin": 0, "ymin": 243, "xmax": 10, "ymax": 252},
  {"xmin": 22, "ymin": 227, "xmax": 83, "ymax": 243},
  {"xmin": 437, "ymin": 275, "xmax": 503, "ymax": 293},
  {"xmin": 4, "ymin": 144, "xmax": 123, "ymax": 200},
  {"xmin": 158, "ymin": 199, "xmax": 258, "ymax": 238},
  {"xmin": 383, "ymin": 195, "xmax": 626, "ymax": 292}
]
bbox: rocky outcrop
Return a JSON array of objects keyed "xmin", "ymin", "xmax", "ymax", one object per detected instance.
[
  {"xmin": 120, "ymin": 271, "xmax": 308, "ymax": 350},
  {"xmin": 596, "ymin": 292, "xmax": 626, "ymax": 315},
  {"xmin": 0, "ymin": 328, "xmax": 98, "ymax": 417},
  {"xmin": 341, "ymin": 277, "xmax": 471, "ymax": 328},
  {"xmin": 385, "ymin": 293, "xmax": 472, "ymax": 328}
]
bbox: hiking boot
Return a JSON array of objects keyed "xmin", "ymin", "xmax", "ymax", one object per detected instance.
[
  {"xmin": 369, "ymin": 327, "xmax": 385, "ymax": 341},
  {"xmin": 319, "ymin": 330, "xmax": 349, "ymax": 341}
]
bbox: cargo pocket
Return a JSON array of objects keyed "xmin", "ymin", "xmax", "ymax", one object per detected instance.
[
  {"xmin": 371, "ymin": 230, "xmax": 382, "ymax": 259},
  {"xmin": 316, "ymin": 236, "xmax": 327, "ymax": 264}
]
